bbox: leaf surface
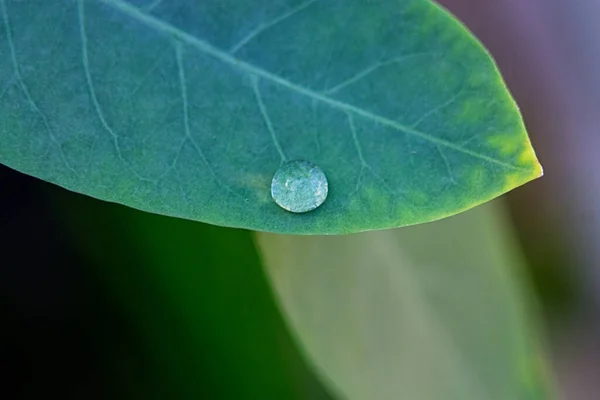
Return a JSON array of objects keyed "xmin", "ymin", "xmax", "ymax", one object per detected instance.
[{"xmin": 0, "ymin": 0, "xmax": 541, "ymax": 233}]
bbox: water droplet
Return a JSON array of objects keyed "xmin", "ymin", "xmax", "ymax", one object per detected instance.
[{"xmin": 271, "ymin": 160, "xmax": 328, "ymax": 213}]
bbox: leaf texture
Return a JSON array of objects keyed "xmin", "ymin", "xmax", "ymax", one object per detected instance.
[{"xmin": 0, "ymin": 0, "xmax": 542, "ymax": 233}]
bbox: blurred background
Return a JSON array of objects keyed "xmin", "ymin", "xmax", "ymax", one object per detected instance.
[
  {"xmin": 436, "ymin": 1, "xmax": 600, "ymax": 399},
  {"xmin": 1, "ymin": 0, "xmax": 599, "ymax": 399}
]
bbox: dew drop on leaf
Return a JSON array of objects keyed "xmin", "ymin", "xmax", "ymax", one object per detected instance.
[{"xmin": 271, "ymin": 160, "xmax": 328, "ymax": 213}]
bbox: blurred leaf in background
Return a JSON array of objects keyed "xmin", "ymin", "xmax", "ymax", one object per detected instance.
[
  {"xmin": 32, "ymin": 167, "xmax": 551, "ymax": 400},
  {"xmin": 437, "ymin": 0, "xmax": 600, "ymax": 398},
  {"xmin": 2, "ymin": 164, "xmax": 555, "ymax": 399},
  {"xmin": 258, "ymin": 202, "xmax": 552, "ymax": 400}
]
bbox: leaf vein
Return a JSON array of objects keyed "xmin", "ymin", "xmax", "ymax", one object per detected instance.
[
  {"xmin": 324, "ymin": 52, "xmax": 435, "ymax": 95},
  {"xmin": 229, "ymin": 0, "xmax": 318, "ymax": 55},
  {"xmin": 143, "ymin": 0, "xmax": 163, "ymax": 12},
  {"xmin": 1, "ymin": 0, "xmax": 76, "ymax": 174},
  {"xmin": 436, "ymin": 144, "xmax": 455, "ymax": 183},
  {"xmin": 251, "ymin": 76, "xmax": 287, "ymax": 164},
  {"xmin": 410, "ymin": 87, "xmax": 465, "ymax": 128},
  {"xmin": 346, "ymin": 112, "xmax": 367, "ymax": 167},
  {"xmin": 122, "ymin": 46, "xmax": 171, "ymax": 103},
  {"xmin": 175, "ymin": 43, "xmax": 241, "ymax": 197},
  {"xmin": 78, "ymin": 0, "xmax": 153, "ymax": 183},
  {"xmin": 98, "ymin": 0, "xmax": 527, "ymax": 172}
]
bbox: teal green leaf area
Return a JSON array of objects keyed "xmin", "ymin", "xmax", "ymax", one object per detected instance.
[
  {"xmin": 0, "ymin": 0, "xmax": 542, "ymax": 234},
  {"xmin": 257, "ymin": 202, "xmax": 554, "ymax": 400}
]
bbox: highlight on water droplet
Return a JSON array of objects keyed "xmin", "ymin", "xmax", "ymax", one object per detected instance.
[{"xmin": 271, "ymin": 160, "xmax": 328, "ymax": 213}]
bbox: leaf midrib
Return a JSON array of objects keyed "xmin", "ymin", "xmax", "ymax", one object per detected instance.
[{"xmin": 99, "ymin": 0, "xmax": 524, "ymax": 171}]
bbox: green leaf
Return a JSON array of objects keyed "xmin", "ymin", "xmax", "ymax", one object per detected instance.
[
  {"xmin": 0, "ymin": 0, "xmax": 541, "ymax": 233},
  {"xmin": 256, "ymin": 202, "xmax": 553, "ymax": 400}
]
